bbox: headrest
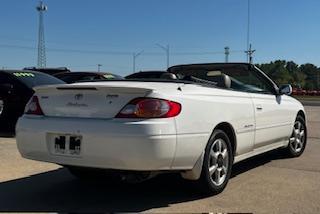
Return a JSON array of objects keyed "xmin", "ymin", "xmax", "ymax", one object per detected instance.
[
  {"xmin": 160, "ymin": 73, "xmax": 177, "ymax": 80},
  {"xmin": 211, "ymin": 74, "xmax": 231, "ymax": 89}
]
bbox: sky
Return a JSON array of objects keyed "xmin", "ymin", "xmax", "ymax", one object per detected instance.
[{"xmin": 0, "ymin": 0, "xmax": 320, "ymax": 76}]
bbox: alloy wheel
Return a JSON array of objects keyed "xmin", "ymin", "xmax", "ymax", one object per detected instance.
[
  {"xmin": 289, "ymin": 120, "xmax": 305, "ymax": 153},
  {"xmin": 208, "ymin": 138, "xmax": 229, "ymax": 186}
]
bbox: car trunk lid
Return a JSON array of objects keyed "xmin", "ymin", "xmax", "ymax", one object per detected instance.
[{"xmin": 34, "ymin": 84, "xmax": 153, "ymax": 119}]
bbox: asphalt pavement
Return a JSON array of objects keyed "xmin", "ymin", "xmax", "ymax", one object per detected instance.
[{"xmin": 0, "ymin": 106, "xmax": 319, "ymax": 213}]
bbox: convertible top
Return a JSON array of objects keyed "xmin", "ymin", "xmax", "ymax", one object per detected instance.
[{"xmin": 168, "ymin": 62, "xmax": 253, "ymax": 74}]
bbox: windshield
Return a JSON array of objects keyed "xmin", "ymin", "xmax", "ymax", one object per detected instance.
[
  {"xmin": 11, "ymin": 71, "xmax": 65, "ymax": 88},
  {"xmin": 169, "ymin": 64, "xmax": 276, "ymax": 94}
]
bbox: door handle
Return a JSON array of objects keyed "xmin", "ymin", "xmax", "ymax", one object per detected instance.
[{"xmin": 256, "ymin": 105, "xmax": 263, "ymax": 111}]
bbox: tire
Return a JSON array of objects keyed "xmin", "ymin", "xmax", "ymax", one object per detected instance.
[
  {"xmin": 0, "ymin": 99, "xmax": 4, "ymax": 117},
  {"xmin": 285, "ymin": 115, "xmax": 307, "ymax": 157},
  {"xmin": 198, "ymin": 129, "xmax": 233, "ymax": 195}
]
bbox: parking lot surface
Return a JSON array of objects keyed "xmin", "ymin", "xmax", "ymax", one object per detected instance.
[{"xmin": 0, "ymin": 106, "xmax": 319, "ymax": 213}]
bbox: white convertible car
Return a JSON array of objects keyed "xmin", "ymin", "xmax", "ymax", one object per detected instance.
[{"xmin": 16, "ymin": 63, "xmax": 307, "ymax": 194}]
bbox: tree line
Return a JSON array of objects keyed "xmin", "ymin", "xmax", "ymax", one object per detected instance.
[{"xmin": 256, "ymin": 60, "xmax": 320, "ymax": 90}]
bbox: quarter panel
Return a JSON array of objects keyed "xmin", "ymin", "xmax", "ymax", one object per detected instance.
[{"xmin": 156, "ymin": 85, "xmax": 256, "ymax": 168}]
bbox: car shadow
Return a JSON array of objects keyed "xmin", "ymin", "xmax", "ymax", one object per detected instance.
[
  {"xmin": 0, "ymin": 149, "xmax": 289, "ymax": 212},
  {"xmin": 0, "ymin": 132, "xmax": 15, "ymax": 138},
  {"xmin": 231, "ymin": 148, "xmax": 288, "ymax": 178}
]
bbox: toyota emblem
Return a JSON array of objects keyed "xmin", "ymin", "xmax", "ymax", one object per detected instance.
[{"xmin": 74, "ymin": 94, "xmax": 84, "ymax": 100}]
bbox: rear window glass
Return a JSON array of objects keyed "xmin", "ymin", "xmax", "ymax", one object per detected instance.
[
  {"xmin": 126, "ymin": 72, "xmax": 165, "ymax": 79},
  {"xmin": 12, "ymin": 72, "xmax": 64, "ymax": 88},
  {"xmin": 55, "ymin": 74, "xmax": 80, "ymax": 83}
]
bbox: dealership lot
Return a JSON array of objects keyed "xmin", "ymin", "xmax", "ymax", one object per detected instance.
[{"xmin": 0, "ymin": 106, "xmax": 319, "ymax": 213}]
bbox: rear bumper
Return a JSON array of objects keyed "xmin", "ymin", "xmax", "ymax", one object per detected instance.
[{"xmin": 16, "ymin": 116, "xmax": 177, "ymax": 171}]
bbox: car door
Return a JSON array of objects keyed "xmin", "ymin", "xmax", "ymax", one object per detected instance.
[
  {"xmin": 246, "ymin": 68, "xmax": 294, "ymax": 149},
  {"xmin": 224, "ymin": 65, "xmax": 294, "ymax": 150}
]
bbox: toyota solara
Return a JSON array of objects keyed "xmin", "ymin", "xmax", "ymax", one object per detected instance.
[{"xmin": 16, "ymin": 63, "xmax": 307, "ymax": 194}]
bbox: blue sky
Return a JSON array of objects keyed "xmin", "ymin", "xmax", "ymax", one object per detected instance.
[{"xmin": 0, "ymin": 0, "xmax": 320, "ymax": 76}]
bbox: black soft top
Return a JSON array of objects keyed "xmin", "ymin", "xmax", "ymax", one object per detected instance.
[{"xmin": 168, "ymin": 63, "xmax": 252, "ymax": 74}]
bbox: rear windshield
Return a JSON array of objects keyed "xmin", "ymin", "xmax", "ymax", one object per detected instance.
[
  {"xmin": 126, "ymin": 72, "xmax": 165, "ymax": 79},
  {"xmin": 11, "ymin": 71, "xmax": 65, "ymax": 88}
]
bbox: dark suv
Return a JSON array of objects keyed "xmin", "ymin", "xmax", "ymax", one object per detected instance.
[
  {"xmin": 23, "ymin": 67, "xmax": 71, "ymax": 76},
  {"xmin": 0, "ymin": 70, "xmax": 64, "ymax": 134}
]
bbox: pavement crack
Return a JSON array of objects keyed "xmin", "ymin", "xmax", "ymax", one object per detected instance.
[
  {"xmin": 309, "ymin": 137, "xmax": 320, "ymax": 140},
  {"xmin": 266, "ymin": 165, "xmax": 320, "ymax": 174}
]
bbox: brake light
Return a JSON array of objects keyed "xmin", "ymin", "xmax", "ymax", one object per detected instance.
[
  {"xmin": 25, "ymin": 96, "xmax": 44, "ymax": 115},
  {"xmin": 116, "ymin": 98, "xmax": 181, "ymax": 118}
]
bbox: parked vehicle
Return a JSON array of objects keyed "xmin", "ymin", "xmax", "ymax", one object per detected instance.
[
  {"xmin": 54, "ymin": 72, "xmax": 123, "ymax": 84},
  {"xmin": 291, "ymin": 88, "xmax": 307, "ymax": 96},
  {"xmin": 125, "ymin": 71, "xmax": 176, "ymax": 80},
  {"xmin": 16, "ymin": 63, "xmax": 307, "ymax": 194},
  {"xmin": 23, "ymin": 67, "xmax": 71, "ymax": 76},
  {"xmin": 0, "ymin": 70, "xmax": 64, "ymax": 133},
  {"xmin": 306, "ymin": 90, "xmax": 318, "ymax": 96}
]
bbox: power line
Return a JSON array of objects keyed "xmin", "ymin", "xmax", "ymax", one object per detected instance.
[{"xmin": 0, "ymin": 43, "xmax": 245, "ymax": 57}]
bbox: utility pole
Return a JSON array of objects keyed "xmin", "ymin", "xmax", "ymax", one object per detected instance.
[
  {"xmin": 317, "ymin": 71, "xmax": 320, "ymax": 89},
  {"xmin": 224, "ymin": 46, "xmax": 230, "ymax": 63},
  {"xmin": 156, "ymin": 44, "xmax": 170, "ymax": 69},
  {"xmin": 245, "ymin": 44, "xmax": 256, "ymax": 64},
  {"xmin": 36, "ymin": 1, "xmax": 47, "ymax": 68},
  {"xmin": 246, "ymin": 0, "xmax": 251, "ymax": 61},
  {"xmin": 133, "ymin": 50, "xmax": 144, "ymax": 73},
  {"xmin": 97, "ymin": 64, "xmax": 102, "ymax": 72},
  {"xmin": 245, "ymin": 0, "xmax": 256, "ymax": 63}
]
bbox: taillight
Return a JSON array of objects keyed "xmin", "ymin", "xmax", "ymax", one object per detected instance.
[
  {"xmin": 116, "ymin": 98, "xmax": 181, "ymax": 118},
  {"xmin": 25, "ymin": 96, "xmax": 44, "ymax": 115}
]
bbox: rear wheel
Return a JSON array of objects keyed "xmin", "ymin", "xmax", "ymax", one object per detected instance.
[
  {"xmin": 286, "ymin": 115, "xmax": 307, "ymax": 157},
  {"xmin": 198, "ymin": 129, "xmax": 233, "ymax": 194}
]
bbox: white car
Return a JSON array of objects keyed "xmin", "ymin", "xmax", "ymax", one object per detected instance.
[{"xmin": 16, "ymin": 63, "xmax": 307, "ymax": 194}]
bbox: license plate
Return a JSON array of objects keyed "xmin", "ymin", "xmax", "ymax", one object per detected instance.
[{"xmin": 53, "ymin": 135, "xmax": 82, "ymax": 156}]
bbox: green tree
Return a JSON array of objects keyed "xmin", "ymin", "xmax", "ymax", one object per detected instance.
[
  {"xmin": 300, "ymin": 63, "xmax": 318, "ymax": 89},
  {"xmin": 257, "ymin": 60, "xmax": 318, "ymax": 89}
]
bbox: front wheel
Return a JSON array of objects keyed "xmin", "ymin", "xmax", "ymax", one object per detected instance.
[
  {"xmin": 285, "ymin": 115, "xmax": 307, "ymax": 157},
  {"xmin": 198, "ymin": 129, "xmax": 233, "ymax": 195}
]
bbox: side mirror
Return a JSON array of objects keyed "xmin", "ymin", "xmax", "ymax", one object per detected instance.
[{"xmin": 279, "ymin": 84, "xmax": 292, "ymax": 95}]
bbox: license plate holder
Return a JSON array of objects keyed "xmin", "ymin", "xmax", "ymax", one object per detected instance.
[{"xmin": 52, "ymin": 135, "xmax": 82, "ymax": 156}]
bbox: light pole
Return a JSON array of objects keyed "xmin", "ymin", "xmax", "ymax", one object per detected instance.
[
  {"xmin": 156, "ymin": 44, "xmax": 170, "ymax": 69},
  {"xmin": 97, "ymin": 64, "xmax": 102, "ymax": 72},
  {"xmin": 133, "ymin": 50, "xmax": 144, "ymax": 73},
  {"xmin": 224, "ymin": 46, "xmax": 230, "ymax": 62}
]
